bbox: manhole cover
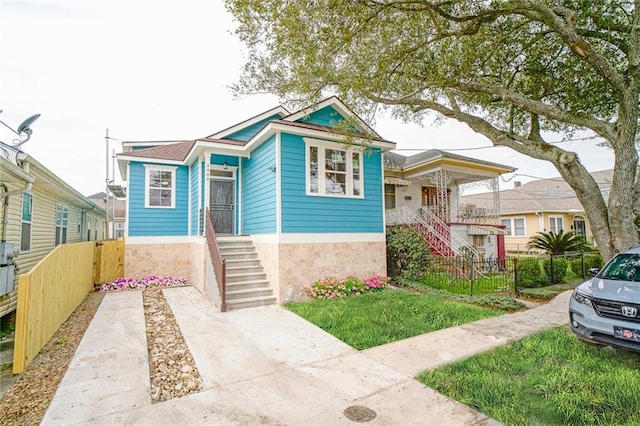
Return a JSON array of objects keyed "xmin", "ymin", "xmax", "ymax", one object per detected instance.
[{"xmin": 343, "ymin": 405, "xmax": 377, "ymax": 423}]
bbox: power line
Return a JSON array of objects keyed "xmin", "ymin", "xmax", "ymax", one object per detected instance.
[{"xmin": 392, "ymin": 135, "xmax": 602, "ymax": 152}]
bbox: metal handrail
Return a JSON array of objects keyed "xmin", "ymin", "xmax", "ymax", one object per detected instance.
[
  {"xmin": 204, "ymin": 208, "xmax": 226, "ymax": 312},
  {"xmin": 386, "ymin": 206, "xmax": 479, "ymax": 257}
]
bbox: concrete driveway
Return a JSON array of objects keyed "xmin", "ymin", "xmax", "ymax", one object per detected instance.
[{"xmin": 42, "ymin": 286, "xmax": 571, "ymax": 425}]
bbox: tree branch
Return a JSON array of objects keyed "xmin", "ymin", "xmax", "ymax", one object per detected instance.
[{"xmin": 450, "ymin": 81, "xmax": 617, "ymax": 140}]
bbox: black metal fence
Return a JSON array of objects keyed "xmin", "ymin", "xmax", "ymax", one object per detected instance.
[{"xmin": 420, "ymin": 251, "xmax": 594, "ymax": 296}]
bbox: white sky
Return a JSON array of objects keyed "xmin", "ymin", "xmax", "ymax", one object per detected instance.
[{"xmin": 1, "ymin": 0, "xmax": 615, "ymax": 196}]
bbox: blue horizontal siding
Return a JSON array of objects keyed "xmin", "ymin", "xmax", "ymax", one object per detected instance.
[
  {"xmin": 226, "ymin": 113, "xmax": 282, "ymax": 141},
  {"xmin": 210, "ymin": 155, "xmax": 240, "ymax": 167},
  {"xmin": 241, "ymin": 136, "xmax": 276, "ymax": 234},
  {"xmin": 128, "ymin": 161, "xmax": 189, "ymax": 236},
  {"xmin": 280, "ymin": 133, "xmax": 383, "ymax": 233}
]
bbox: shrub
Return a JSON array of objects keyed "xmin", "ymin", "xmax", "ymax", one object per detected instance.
[
  {"xmin": 386, "ymin": 225, "xmax": 431, "ymax": 280},
  {"xmin": 569, "ymin": 253, "xmax": 604, "ymax": 276},
  {"xmin": 516, "ymin": 259, "xmax": 549, "ymax": 288},
  {"xmin": 543, "ymin": 257, "xmax": 569, "ymax": 284},
  {"xmin": 303, "ymin": 275, "xmax": 389, "ymax": 299}
]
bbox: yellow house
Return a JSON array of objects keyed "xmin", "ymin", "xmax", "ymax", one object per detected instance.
[
  {"xmin": 460, "ymin": 169, "xmax": 613, "ymax": 252},
  {"xmin": 0, "ymin": 142, "xmax": 107, "ymax": 321}
]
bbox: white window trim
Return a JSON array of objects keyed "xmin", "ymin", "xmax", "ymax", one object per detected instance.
[
  {"xmin": 144, "ymin": 164, "xmax": 177, "ymax": 208},
  {"xmin": 502, "ymin": 216, "xmax": 526, "ymax": 237},
  {"xmin": 20, "ymin": 193, "xmax": 33, "ymax": 253},
  {"xmin": 549, "ymin": 215, "xmax": 564, "ymax": 234},
  {"xmin": 303, "ymin": 137, "xmax": 364, "ymax": 199},
  {"xmin": 55, "ymin": 203, "xmax": 69, "ymax": 246}
]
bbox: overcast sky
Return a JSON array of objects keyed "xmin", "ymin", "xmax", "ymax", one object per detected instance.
[{"xmin": 1, "ymin": 0, "xmax": 615, "ymax": 196}]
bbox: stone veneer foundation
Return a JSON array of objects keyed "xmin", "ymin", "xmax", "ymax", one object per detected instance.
[
  {"xmin": 253, "ymin": 240, "xmax": 387, "ymax": 303},
  {"xmin": 125, "ymin": 237, "xmax": 386, "ymax": 307},
  {"xmin": 124, "ymin": 238, "xmax": 206, "ymax": 294}
]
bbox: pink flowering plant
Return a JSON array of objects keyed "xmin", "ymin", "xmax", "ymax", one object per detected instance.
[
  {"xmin": 99, "ymin": 275, "xmax": 188, "ymax": 292},
  {"xmin": 303, "ymin": 274, "xmax": 389, "ymax": 299}
]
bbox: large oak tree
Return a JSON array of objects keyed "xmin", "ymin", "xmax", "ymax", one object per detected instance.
[{"xmin": 227, "ymin": 0, "xmax": 640, "ymax": 260}]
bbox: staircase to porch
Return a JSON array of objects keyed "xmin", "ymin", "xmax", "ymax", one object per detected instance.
[
  {"xmin": 217, "ymin": 237, "xmax": 277, "ymax": 310},
  {"xmin": 386, "ymin": 206, "xmax": 479, "ymax": 257}
]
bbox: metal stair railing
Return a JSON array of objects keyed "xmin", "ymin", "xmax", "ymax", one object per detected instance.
[
  {"xmin": 204, "ymin": 207, "xmax": 227, "ymax": 312},
  {"xmin": 386, "ymin": 206, "xmax": 479, "ymax": 258}
]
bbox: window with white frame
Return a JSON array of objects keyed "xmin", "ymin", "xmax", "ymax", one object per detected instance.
[
  {"xmin": 306, "ymin": 140, "xmax": 362, "ymax": 197},
  {"xmin": 549, "ymin": 216, "xmax": 564, "ymax": 234},
  {"xmin": 21, "ymin": 193, "xmax": 33, "ymax": 252},
  {"xmin": 501, "ymin": 217, "xmax": 526, "ymax": 236},
  {"xmin": 55, "ymin": 204, "xmax": 68, "ymax": 246},
  {"xmin": 144, "ymin": 165, "xmax": 176, "ymax": 207}
]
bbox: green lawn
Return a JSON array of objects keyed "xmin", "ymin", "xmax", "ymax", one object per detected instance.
[
  {"xmin": 285, "ymin": 290, "xmax": 505, "ymax": 350},
  {"xmin": 418, "ymin": 327, "xmax": 640, "ymax": 425}
]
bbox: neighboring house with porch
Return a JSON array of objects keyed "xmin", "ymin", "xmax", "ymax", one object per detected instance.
[
  {"xmin": 460, "ymin": 169, "xmax": 613, "ymax": 252},
  {"xmin": 117, "ymin": 97, "xmax": 395, "ymax": 309},
  {"xmin": 88, "ymin": 192, "xmax": 127, "ymax": 238},
  {"xmin": 383, "ymin": 150, "xmax": 515, "ymax": 259},
  {"xmin": 0, "ymin": 142, "xmax": 107, "ymax": 322}
]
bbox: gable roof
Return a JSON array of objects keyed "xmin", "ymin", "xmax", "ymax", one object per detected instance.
[
  {"xmin": 117, "ymin": 98, "xmax": 397, "ymax": 179},
  {"xmin": 384, "ymin": 149, "xmax": 515, "ymax": 174},
  {"xmin": 208, "ymin": 106, "xmax": 290, "ymax": 140},
  {"xmin": 460, "ymin": 169, "xmax": 613, "ymax": 215},
  {"xmin": 282, "ymin": 96, "xmax": 381, "ymax": 138},
  {"xmin": 122, "ymin": 140, "xmax": 197, "ymax": 162}
]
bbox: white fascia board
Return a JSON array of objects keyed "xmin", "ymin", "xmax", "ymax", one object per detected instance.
[
  {"xmin": 0, "ymin": 157, "xmax": 35, "ymax": 183},
  {"xmin": 244, "ymin": 122, "xmax": 395, "ymax": 153},
  {"xmin": 283, "ymin": 96, "xmax": 380, "ymax": 137},
  {"xmin": 117, "ymin": 155, "xmax": 184, "ymax": 166},
  {"xmin": 125, "ymin": 235, "xmax": 205, "ymax": 245},
  {"xmin": 249, "ymin": 233, "xmax": 385, "ymax": 244},
  {"xmin": 210, "ymin": 106, "xmax": 290, "ymax": 139},
  {"xmin": 185, "ymin": 141, "xmax": 249, "ymax": 164},
  {"xmin": 121, "ymin": 140, "xmax": 184, "ymax": 152}
]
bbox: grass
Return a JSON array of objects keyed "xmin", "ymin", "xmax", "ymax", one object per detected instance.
[
  {"xmin": 418, "ymin": 327, "xmax": 640, "ymax": 425},
  {"xmin": 285, "ymin": 289, "xmax": 505, "ymax": 350}
]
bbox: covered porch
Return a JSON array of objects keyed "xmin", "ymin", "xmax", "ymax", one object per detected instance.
[{"xmin": 383, "ymin": 150, "xmax": 514, "ymax": 258}]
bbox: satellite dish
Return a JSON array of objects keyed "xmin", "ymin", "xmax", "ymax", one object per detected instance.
[{"xmin": 17, "ymin": 114, "xmax": 41, "ymax": 134}]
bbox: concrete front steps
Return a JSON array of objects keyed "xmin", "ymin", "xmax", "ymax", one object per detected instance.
[{"xmin": 217, "ymin": 237, "xmax": 277, "ymax": 310}]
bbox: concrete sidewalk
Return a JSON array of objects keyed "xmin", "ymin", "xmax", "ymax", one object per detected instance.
[{"xmin": 42, "ymin": 287, "xmax": 571, "ymax": 425}]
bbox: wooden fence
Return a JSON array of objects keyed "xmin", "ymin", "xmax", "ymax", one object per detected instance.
[
  {"xmin": 12, "ymin": 238, "xmax": 124, "ymax": 373},
  {"xmin": 93, "ymin": 239, "xmax": 125, "ymax": 284}
]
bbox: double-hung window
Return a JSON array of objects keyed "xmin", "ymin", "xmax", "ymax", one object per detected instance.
[
  {"xmin": 549, "ymin": 216, "xmax": 563, "ymax": 234},
  {"xmin": 21, "ymin": 193, "xmax": 33, "ymax": 252},
  {"xmin": 55, "ymin": 204, "xmax": 68, "ymax": 245},
  {"xmin": 501, "ymin": 217, "xmax": 526, "ymax": 237},
  {"xmin": 306, "ymin": 139, "xmax": 363, "ymax": 198},
  {"xmin": 144, "ymin": 165, "xmax": 176, "ymax": 208}
]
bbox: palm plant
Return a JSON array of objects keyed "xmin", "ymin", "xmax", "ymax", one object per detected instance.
[{"xmin": 526, "ymin": 230, "xmax": 589, "ymax": 255}]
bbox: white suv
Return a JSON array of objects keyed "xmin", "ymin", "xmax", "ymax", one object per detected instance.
[{"xmin": 570, "ymin": 245, "xmax": 640, "ymax": 352}]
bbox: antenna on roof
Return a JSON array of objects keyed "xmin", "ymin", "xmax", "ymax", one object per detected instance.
[{"xmin": 0, "ymin": 110, "xmax": 41, "ymax": 150}]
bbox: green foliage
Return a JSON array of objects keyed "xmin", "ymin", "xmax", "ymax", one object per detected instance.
[
  {"xmin": 385, "ymin": 225, "xmax": 430, "ymax": 280},
  {"xmin": 286, "ymin": 290, "xmax": 504, "ymax": 350},
  {"xmin": 302, "ymin": 275, "xmax": 388, "ymax": 299},
  {"xmin": 516, "ymin": 259, "xmax": 549, "ymax": 288},
  {"xmin": 526, "ymin": 230, "xmax": 590, "ymax": 255},
  {"xmin": 228, "ymin": 0, "xmax": 640, "ymax": 257},
  {"xmin": 418, "ymin": 327, "xmax": 640, "ymax": 425},
  {"xmin": 542, "ymin": 257, "xmax": 569, "ymax": 284},
  {"xmin": 399, "ymin": 283, "xmax": 525, "ymax": 312},
  {"xmin": 569, "ymin": 253, "xmax": 605, "ymax": 276}
]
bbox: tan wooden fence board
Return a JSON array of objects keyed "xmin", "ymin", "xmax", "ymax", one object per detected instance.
[{"xmin": 12, "ymin": 238, "xmax": 124, "ymax": 373}]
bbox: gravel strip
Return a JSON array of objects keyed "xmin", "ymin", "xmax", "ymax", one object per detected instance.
[
  {"xmin": 143, "ymin": 287, "xmax": 204, "ymax": 402},
  {"xmin": 1, "ymin": 286, "xmax": 207, "ymax": 424}
]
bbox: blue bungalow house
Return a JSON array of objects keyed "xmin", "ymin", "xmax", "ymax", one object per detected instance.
[{"xmin": 117, "ymin": 97, "xmax": 395, "ymax": 309}]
